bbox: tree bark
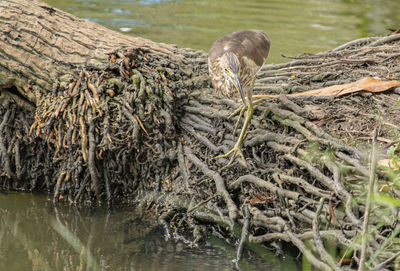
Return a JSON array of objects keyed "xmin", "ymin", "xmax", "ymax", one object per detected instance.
[
  {"xmin": 0, "ymin": 0, "xmax": 189, "ymax": 99},
  {"xmin": 2, "ymin": 1, "xmax": 400, "ymax": 270}
]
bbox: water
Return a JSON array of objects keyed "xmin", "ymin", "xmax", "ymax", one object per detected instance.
[
  {"xmin": 43, "ymin": 0, "xmax": 400, "ymax": 63},
  {"xmin": 0, "ymin": 193, "xmax": 298, "ymax": 270}
]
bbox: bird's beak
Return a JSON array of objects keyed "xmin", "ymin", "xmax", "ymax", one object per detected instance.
[{"xmin": 231, "ymin": 74, "xmax": 246, "ymax": 106}]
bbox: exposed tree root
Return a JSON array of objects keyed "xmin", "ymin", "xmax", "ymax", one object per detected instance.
[{"xmin": 1, "ymin": 33, "xmax": 400, "ymax": 270}]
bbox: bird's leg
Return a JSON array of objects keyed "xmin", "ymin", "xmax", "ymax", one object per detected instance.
[
  {"xmin": 215, "ymin": 94, "xmax": 254, "ymax": 166},
  {"xmin": 233, "ymin": 105, "xmax": 246, "ymax": 135}
]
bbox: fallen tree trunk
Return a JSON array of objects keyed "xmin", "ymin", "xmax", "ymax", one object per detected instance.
[
  {"xmin": 0, "ymin": 0, "xmax": 209, "ymax": 201},
  {"xmin": 1, "ymin": 0, "xmax": 400, "ymax": 270}
]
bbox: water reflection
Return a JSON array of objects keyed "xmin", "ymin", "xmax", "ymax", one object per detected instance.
[
  {"xmin": 0, "ymin": 193, "xmax": 298, "ymax": 270},
  {"xmin": 43, "ymin": 0, "xmax": 400, "ymax": 63}
]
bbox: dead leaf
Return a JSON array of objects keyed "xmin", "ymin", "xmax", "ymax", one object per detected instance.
[
  {"xmin": 328, "ymin": 199, "xmax": 337, "ymax": 225},
  {"xmin": 379, "ymin": 185, "xmax": 389, "ymax": 192},
  {"xmin": 109, "ymin": 54, "xmax": 117, "ymax": 63},
  {"xmin": 245, "ymin": 193, "xmax": 273, "ymax": 205},
  {"xmin": 378, "ymin": 159, "xmax": 400, "ymax": 169},
  {"xmin": 253, "ymin": 77, "xmax": 400, "ymax": 99},
  {"xmin": 387, "ymin": 28, "xmax": 400, "ymax": 34}
]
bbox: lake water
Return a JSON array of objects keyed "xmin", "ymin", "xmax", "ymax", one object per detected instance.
[
  {"xmin": 43, "ymin": 0, "xmax": 400, "ymax": 63},
  {"xmin": 0, "ymin": 193, "xmax": 299, "ymax": 270}
]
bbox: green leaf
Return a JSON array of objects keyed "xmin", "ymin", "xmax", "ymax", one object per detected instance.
[{"xmin": 372, "ymin": 193, "xmax": 400, "ymax": 207}]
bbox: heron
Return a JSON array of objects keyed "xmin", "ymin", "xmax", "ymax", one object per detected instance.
[{"xmin": 208, "ymin": 30, "xmax": 270, "ymax": 165}]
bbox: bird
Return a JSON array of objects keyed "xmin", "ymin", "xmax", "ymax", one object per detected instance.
[{"xmin": 208, "ymin": 30, "xmax": 270, "ymax": 165}]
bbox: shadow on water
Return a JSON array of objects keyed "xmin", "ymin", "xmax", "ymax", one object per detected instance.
[{"xmin": 0, "ymin": 193, "xmax": 299, "ymax": 270}]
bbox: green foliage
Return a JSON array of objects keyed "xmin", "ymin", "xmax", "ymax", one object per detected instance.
[
  {"xmin": 388, "ymin": 143, "xmax": 400, "ymax": 175},
  {"xmin": 361, "ymin": 141, "xmax": 400, "ymax": 268},
  {"xmin": 302, "ymin": 142, "xmax": 336, "ymax": 164},
  {"xmin": 376, "ymin": 142, "xmax": 400, "ymax": 207},
  {"xmin": 372, "ymin": 193, "xmax": 400, "ymax": 207}
]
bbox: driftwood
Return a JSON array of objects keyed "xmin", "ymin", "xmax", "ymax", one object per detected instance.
[{"xmin": 1, "ymin": 0, "xmax": 400, "ymax": 270}]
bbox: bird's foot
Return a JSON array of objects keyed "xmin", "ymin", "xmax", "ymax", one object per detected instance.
[
  {"xmin": 215, "ymin": 143, "xmax": 248, "ymax": 167},
  {"xmin": 217, "ymin": 98, "xmax": 253, "ymax": 168}
]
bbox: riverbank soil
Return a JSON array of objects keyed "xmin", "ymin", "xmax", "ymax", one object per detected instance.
[{"xmin": 1, "ymin": 1, "xmax": 400, "ymax": 270}]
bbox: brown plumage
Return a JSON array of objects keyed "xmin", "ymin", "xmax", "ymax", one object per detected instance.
[
  {"xmin": 208, "ymin": 30, "xmax": 270, "ymax": 102},
  {"xmin": 208, "ymin": 30, "xmax": 271, "ymax": 165}
]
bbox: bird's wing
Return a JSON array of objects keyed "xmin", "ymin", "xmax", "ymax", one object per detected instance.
[
  {"xmin": 208, "ymin": 30, "xmax": 270, "ymax": 67},
  {"xmin": 236, "ymin": 30, "xmax": 270, "ymax": 67}
]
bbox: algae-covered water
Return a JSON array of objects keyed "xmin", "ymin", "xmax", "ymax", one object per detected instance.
[{"xmin": 43, "ymin": 0, "xmax": 400, "ymax": 63}]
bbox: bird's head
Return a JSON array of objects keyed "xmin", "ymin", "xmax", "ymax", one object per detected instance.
[{"xmin": 220, "ymin": 52, "xmax": 246, "ymax": 105}]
